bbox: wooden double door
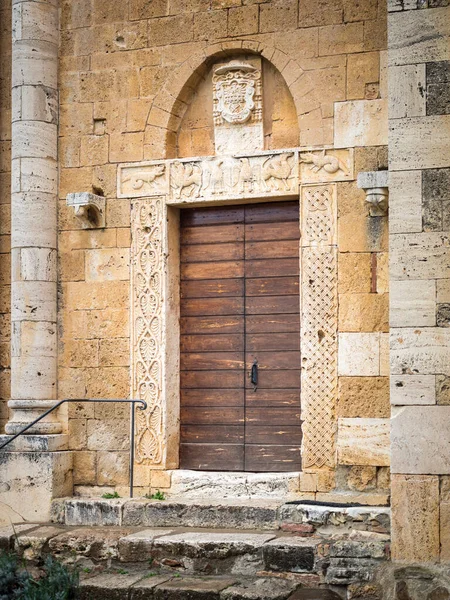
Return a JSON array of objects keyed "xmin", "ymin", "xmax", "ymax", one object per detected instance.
[{"xmin": 179, "ymin": 201, "xmax": 301, "ymax": 472}]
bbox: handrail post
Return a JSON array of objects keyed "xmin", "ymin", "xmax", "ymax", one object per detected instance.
[{"xmin": 130, "ymin": 402, "xmax": 136, "ymax": 498}]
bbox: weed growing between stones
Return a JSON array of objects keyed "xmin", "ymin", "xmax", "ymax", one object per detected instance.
[
  {"xmin": 145, "ymin": 490, "xmax": 166, "ymax": 500},
  {"xmin": 101, "ymin": 491, "xmax": 121, "ymax": 499},
  {"xmin": 0, "ymin": 551, "xmax": 79, "ymax": 600}
]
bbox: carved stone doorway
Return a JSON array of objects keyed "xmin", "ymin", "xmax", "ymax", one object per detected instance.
[{"xmin": 179, "ymin": 201, "xmax": 302, "ymax": 472}]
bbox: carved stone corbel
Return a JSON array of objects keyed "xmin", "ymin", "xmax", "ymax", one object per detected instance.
[
  {"xmin": 66, "ymin": 192, "xmax": 106, "ymax": 228},
  {"xmin": 357, "ymin": 171, "xmax": 389, "ymax": 217}
]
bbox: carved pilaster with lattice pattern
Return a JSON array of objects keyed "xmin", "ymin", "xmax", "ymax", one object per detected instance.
[
  {"xmin": 300, "ymin": 184, "xmax": 338, "ymax": 470},
  {"xmin": 131, "ymin": 198, "xmax": 166, "ymax": 466}
]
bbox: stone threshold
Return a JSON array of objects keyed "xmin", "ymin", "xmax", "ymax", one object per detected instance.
[{"xmin": 50, "ymin": 497, "xmax": 391, "ymax": 537}]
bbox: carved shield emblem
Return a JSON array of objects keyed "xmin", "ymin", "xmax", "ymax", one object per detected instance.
[{"xmin": 213, "ymin": 62, "xmax": 260, "ymax": 125}]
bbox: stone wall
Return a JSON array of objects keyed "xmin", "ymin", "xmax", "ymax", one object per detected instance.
[
  {"xmin": 55, "ymin": 0, "xmax": 391, "ymax": 495},
  {"xmin": 0, "ymin": 0, "xmax": 11, "ymax": 434},
  {"xmin": 388, "ymin": 2, "xmax": 450, "ymax": 562}
]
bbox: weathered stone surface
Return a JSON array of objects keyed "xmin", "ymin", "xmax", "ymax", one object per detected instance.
[
  {"xmin": 390, "ymin": 116, "xmax": 450, "ymax": 171},
  {"xmin": 288, "ymin": 591, "xmax": 341, "ymax": 600},
  {"xmin": 79, "ymin": 572, "xmax": 147, "ymax": 600},
  {"xmin": 220, "ymin": 577, "xmax": 298, "ymax": 600},
  {"xmin": 129, "ymin": 575, "xmax": 176, "ymax": 599},
  {"xmin": 338, "ymin": 333, "xmax": 381, "ymax": 376},
  {"xmin": 390, "ymin": 375, "xmax": 436, "ymax": 406},
  {"xmin": 64, "ymin": 498, "xmax": 125, "ymax": 526},
  {"xmin": 389, "ymin": 170, "xmax": 422, "ymax": 234},
  {"xmin": 0, "ymin": 524, "xmax": 38, "ymax": 550},
  {"xmin": 329, "ymin": 540, "xmax": 387, "ymax": 559},
  {"xmin": 49, "ymin": 527, "xmax": 135, "ymax": 560},
  {"xmin": 334, "ymin": 99, "xmax": 388, "ymax": 148},
  {"xmin": 391, "ymin": 327, "xmax": 450, "ymax": 376},
  {"xmin": 388, "ymin": 64, "xmax": 426, "ymax": 119},
  {"xmin": 346, "ymin": 466, "xmax": 377, "ymax": 492},
  {"xmin": 392, "ymin": 475, "xmax": 440, "ymax": 564},
  {"xmin": 152, "ymin": 576, "xmax": 237, "ymax": 599},
  {"xmin": 326, "ymin": 557, "xmax": 379, "ymax": 585},
  {"xmin": 437, "ymin": 375, "xmax": 450, "ymax": 405},
  {"xmin": 262, "ymin": 537, "xmax": 319, "ymax": 573},
  {"xmin": 15, "ymin": 525, "xmax": 64, "ymax": 560},
  {"xmin": 118, "ymin": 528, "xmax": 174, "ymax": 562},
  {"xmin": 391, "ymin": 406, "xmax": 450, "ymax": 474},
  {"xmin": 338, "ymin": 377, "xmax": 390, "ymax": 418},
  {"xmin": 337, "ymin": 418, "xmax": 390, "ymax": 466},
  {"xmin": 390, "ymin": 280, "xmax": 436, "ymax": 327}
]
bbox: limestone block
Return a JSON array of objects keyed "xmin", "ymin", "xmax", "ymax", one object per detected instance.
[
  {"xmin": 388, "ymin": 64, "xmax": 426, "ymax": 119},
  {"xmin": 338, "ymin": 293, "xmax": 389, "ymax": 332},
  {"xmin": 390, "ymin": 280, "xmax": 436, "ymax": 327},
  {"xmin": 346, "ymin": 466, "xmax": 377, "ymax": 492},
  {"xmin": 59, "ymin": 250, "xmax": 85, "ymax": 282},
  {"xmin": 106, "ymin": 199, "xmax": 131, "ymax": 229},
  {"xmin": 149, "ymin": 14, "xmax": 193, "ymax": 45},
  {"xmin": 259, "ymin": 0, "xmax": 297, "ymax": 33},
  {"xmin": 59, "ymin": 103, "xmax": 93, "ymax": 137},
  {"xmin": 12, "ymin": 281, "xmax": 57, "ymax": 322},
  {"xmin": 61, "ymin": 339, "xmax": 99, "ymax": 368},
  {"xmin": 15, "ymin": 157, "xmax": 57, "ymax": 195},
  {"xmin": 391, "ymin": 327, "xmax": 450, "ymax": 376},
  {"xmin": 16, "ymin": 84, "xmax": 57, "ymax": 123},
  {"xmin": 334, "ymin": 99, "xmax": 388, "ymax": 148},
  {"xmin": 337, "ymin": 418, "xmax": 390, "ymax": 466},
  {"xmin": 390, "ymin": 116, "xmax": 450, "ymax": 171},
  {"xmin": 0, "ymin": 449, "xmax": 72, "ymax": 525},
  {"xmin": 390, "ymin": 375, "xmax": 436, "ymax": 406},
  {"xmin": 338, "ymin": 254, "xmax": 373, "ymax": 294},
  {"xmin": 391, "ymin": 406, "xmax": 450, "ymax": 474},
  {"xmin": 12, "ymin": 121, "xmax": 57, "ymax": 161},
  {"xmin": 59, "ymin": 229, "xmax": 117, "ymax": 252},
  {"xmin": 85, "ymin": 248, "xmax": 130, "ymax": 282},
  {"xmin": 440, "ymin": 500, "xmax": 450, "ymax": 561},
  {"xmin": 389, "ymin": 170, "xmax": 422, "ymax": 234},
  {"xmin": 337, "ymin": 377, "xmax": 390, "ymax": 418},
  {"xmin": 87, "ymin": 419, "xmax": 130, "ymax": 451},
  {"xmin": 389, "ymin": 7, "xmax": 450, "ymax": 67},
  {"xmin": 11, "ymin": 192, "xmax": 57, "ymax": 247},
  {"xmin": 347, "ymin": 52, "xmax": 380, "ymax": 100},
  {"xmin": 338, "ymin": 333, "xmax": 380, "ymax": 376},
  {"xmin": 391, "ymin": 474, "xmax": 439, "ymax": 562},
  {"xmin": 11, "ymin": 40, "xmax": 57, "ymax": 88},
  {"xmin": 99, "ymin": 339, "xmax": 130, "ymax": 367},
  {"xmin": 299, "ymin": 472, "xmax": 317, "ymax": 492},
  {"xmin": 63, "ymin": 281, "xmax": 129, "ymax": 310},
  {"xmin": 13, "ymin": 2, "xmax": 58, "ymax": 45},
  {"xmin": 376, "ymin": 252, "xmax": 388, "ymax": 294},
  {"xmin": 390, "ymin": 232, "xmax": 450, "ymax": 280},
  {"xmin": 85, "ymin": 366, "xmax": 130, "ymax": 399},
  {"xmin": 319, "ymin": 23, "xmax": 364, "ymax": 56},
  {"xmin": 151, "ymin": 470, "xmax": 172, "ymax": 490},
  {"xmin": 86, "ymin": 308, "xmax": 129, "ymax": 339},
  {"xmin": 109, "ymin": 132, "xmax": 143, "ymax": 163},
  {"xmin": 80, "ymin": 135, "xmax": 108, "ymax": 166},
  {"xmin": 228, "ymin": 5, "xmax": 258, "ymax": 36},
  {"xmin": 20, "ymin": 321, "xmax": 56, "ymax": 357},
  {"xmin": 97, "ymin": 451, "xmax": 129, "ymax": 486},
  {"xmin": 14, "ymin": 247, "xmax": 57, "ymax": 283}
]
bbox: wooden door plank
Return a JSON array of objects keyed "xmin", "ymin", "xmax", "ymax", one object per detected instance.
[
  {"xmin": 245, "ymin": 389, "xmax": 300, "ymax": 407},
  {"xmin": 245, "ymin": 445, "xmax": 301, "ymax": 472},
  {"xmin": 181, "ymin": 206, "xmax": 245, "ymax": 227},
  {"xmin": 245, "ymin": 314, "xmax": 300, "ymax": 334},
  {"xmin": 246, "ymin": 221, "xmax": 300, "ymax": 242},
  {"xmin": 245, "ymin": 426, "xmax": 302, "ymax": 445},
  {"xmin": 246, "ymin": 240, "xmax": 299, "ymax": 260},
  {"xmin": 180, "ymin": 443, "xmax": 244, "ymax": 471},
  {"xmin": 182, "ymin": 224, "xmax": 244, "ymax": 245},
  {"xmin": 246, "ymin": 277, "xmax": 299, "ymax": 297},
  {"xmin": 181, "ymin": 297, "xmax": 244, "ymax": 317},
  {"xmin": 182, "ymin": 370, "xmax": 243, "ymax": 389},
  {"xmin": 244, "ymin": 370, "xmax": 300, "ymax": 389},
  {"xmin": 181, "ymin": 316, "xmax": 244, "ymax": 335},
  {"xmin": 181, "ymin": 334, "xmax": 244, "ymax": 353},
  {"xmin": 245, "ymin": 295, "xmax": 299, "ymax": 315},
  {"xmin": 245, "ymin": 258, "xmax": 299, "ymax": 278},
  {"xmin": 181, "ymin": 279, "xmax": 244, "ymax": 299},
  {"xmin": 244, "ymin": 202, "xmax": 299, "ymax": 223},
  {"xmin": 181, "ymin": 406, "xmax": 245, "ymax": 424},
  {"xmin": 181, "ymin": 352, "xmax": 244, "ymax": 371},
  {"xmin": 181, "ymin": 388, "xmax": 244, "ymax": 406},
  {"xmin": 245, "ymin": 351, "xmax": 301, "ymax": 370},
  {"xmin": 246, "ymin": 333, "xmax": 300, "ymax": 352},
  {"xmin": 181, "ymin": 242, "xmax": 244, "ymax": 263},
  {"xmin": 246, "ymin": 407, "xmax": 301, "ymax": 425},
  {"xmin": 181, "ymin": 425, "xmax": 245, "ymax": 443},
  {"xmin": 181, "ymin": 261, "xmax": 244, "ymax": 280}
]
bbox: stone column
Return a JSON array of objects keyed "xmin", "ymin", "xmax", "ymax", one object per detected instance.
[
  {"xmin": 5, "ymin": 0, "xmax": 60, "ymax": 434},
  {"xmin": 388, "ymin": 4, "xmax": 450, "ymax": 562}
]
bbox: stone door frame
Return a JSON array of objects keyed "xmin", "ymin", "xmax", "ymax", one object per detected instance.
[{"xmin": 124, "ymin": 147, "xmax": 348, "ymax": 478}]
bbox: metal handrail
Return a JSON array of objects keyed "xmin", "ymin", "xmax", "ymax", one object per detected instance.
[{"xmin": 0, "ymin": 398, "xmax": 147, "ymax": 498}]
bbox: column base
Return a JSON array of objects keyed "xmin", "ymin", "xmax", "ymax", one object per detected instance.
[{"xmin": 0, "ymin": 435, "xmax": 72, "ymax": 525}]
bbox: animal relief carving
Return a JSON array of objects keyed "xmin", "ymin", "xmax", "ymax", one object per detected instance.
[
  {"xmin": 261, "ymin": 153, "xmax": 294, "ymax": 192},
  {"xmin": 170, "ymin": 161, "xmax": 203, "ymax": 199},
  {"xmin": 120, "ymin": 163, "xmax": 167, "ymax": 197}
]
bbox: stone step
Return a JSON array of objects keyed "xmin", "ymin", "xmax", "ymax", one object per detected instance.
[
  {"xmin": 51, "ymin": 497, "xmax": 391, "ymax": 537},
  {"xmin": 1, "ymin": 522, "xmax": 390, "ymax": 588},
  {"xmin": 77, "ymin": 571, "xmax": 341, "ymax": 600}
]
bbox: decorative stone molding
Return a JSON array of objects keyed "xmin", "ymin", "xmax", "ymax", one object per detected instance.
[
  {"xmin": 66, "ymin": 193, "xmax": 105, "ymax": 229},
  {"xmin": 212, "ymin": 60, "xmax": 262, "ymax": 126},
  {"xmin": 357, "ymin": 170, "xmax": 389, "ymax": 216},
  {"xmin": 118, "ymin": 148, "xmax": 354, "ymax": 201},
  {"xmin": 300, "ymin": 184, "xmax": 338, "ymax": 470},
  {"xmin": 131, "ymin": 199, "xmax": 165, "ymax": 466}
]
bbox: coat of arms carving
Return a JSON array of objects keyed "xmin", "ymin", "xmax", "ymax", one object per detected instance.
[{"xmin": 213, "ymin": 61, "xmax": 262, "ymax": 126}]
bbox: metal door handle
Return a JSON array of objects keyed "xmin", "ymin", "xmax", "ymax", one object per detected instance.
[{"xmin": 251, "ymin": 359, "xmax": 258, "ymax": 391}]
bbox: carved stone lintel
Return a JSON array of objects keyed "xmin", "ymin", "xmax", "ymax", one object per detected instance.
[
  {"xmin": 66, "ymin": 192, "xmax": 106, "ymax": 228},
  {"xmin": 357, "ymin": 171, "xmax": 389, "ymax": 217}
]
